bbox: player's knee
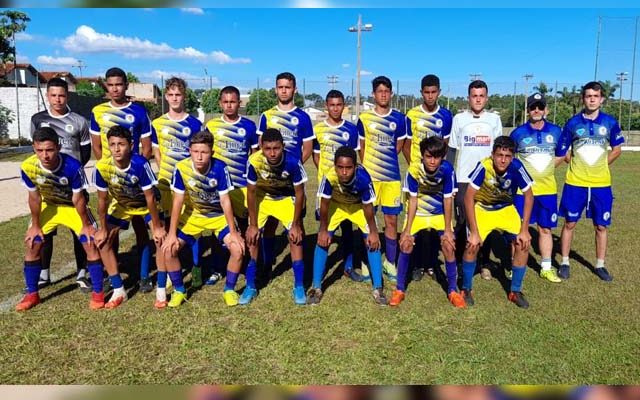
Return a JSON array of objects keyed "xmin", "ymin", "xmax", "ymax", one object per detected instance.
[
  {"xmin": 595, "ymin": 224, "xmax": 608, "ymax": 233},
  {"xmin": 400, "ymin": 241, "xmax": 413, "ymax": 254},
  {"xmin": 464, "ymin": 245, "xmax": 479, "ymax": 258},
  {"xmin": 25, "ymin": 243, "xmax": 42, "ymax": 259},
  {"xmin": 442, "ymin": 243, "xmax": 454, "ymax": 258},
  {"xmin": 539, "ymin": 227, "xmax": 552, "ymax": 235},
  {"xmin": 563, "ymin": 221, "xmax": 577, "ymax": 231}
]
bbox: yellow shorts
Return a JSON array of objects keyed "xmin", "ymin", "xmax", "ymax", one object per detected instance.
[
  {"xmin": 403, "ymin": 213, "xmax": 445, "ymax": 236},
  {"xmin": 159, "ymin": 186, "xmax": 173, "ymax": 215},
  {"xmin": 38, "ymin": 203, "xmax": 96, "ymax": 236},
  {"xmin": 229, "ymin": 187, "xmax": 248, "ymax": 219},
  {"xmin": 257, "ymin": 196, "xmax": 295, "ymax": 230},
  {"xmin": 178, "ymin": 213, "xmax": 230, "ymax": 245},
  {"xmin": 474, "ymin": 204, "xmax": 521, "ymax": 242},
  {"xmin": 107, "ymin": 201, "xmax": 152, "ymax": 229},
  {"xmin": 373, "ymin": 181, "xmax": 402, "ymax": 215},
  {"xmin": 327, "ymin": 202, "xmax": 373, "ymax": 234}
]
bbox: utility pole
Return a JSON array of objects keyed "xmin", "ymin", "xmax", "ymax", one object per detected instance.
[
  {"xmin": 327, "ymin": 75, "xmax": 338, "ymax": 90},
  {"xmin": 74, "ymin": 60, "xmax": 86, "ymax": 78},
  {"xmin": 628, "ymin": 16, "xmax": 639, "ymax": 134},
  {"xmin": 616, "ymin": 72, "xmax": 629, "ymax": 123},
  {"xmin": 469, "ymin": 73, "xmax": 482, "ymax": 81},
  {"xmin": 523, "ymin": 73, "xmax": 534, "ymax": 124},
  {"xmin": 594, "ymin": 16, "xmax": 602, "ymax": 80},
  {"xmin": 348, "ymin": 15, "xmax": 373, "ymax": 119}
]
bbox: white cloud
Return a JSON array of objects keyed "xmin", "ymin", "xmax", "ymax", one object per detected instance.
[
  {"xmin": 180, "ymin": 8, "xmax": 205, "ymax": 15},
  {"xmin": 15, "ymin": 32, "xmax": 34, "ymax": 42},
  {"xmin": 138, "ymin": 70, "xmax": 219, "ymax": 85},
  {"xmin": 361, "ymin": 70, "xmax": 373, "ymax": 76},
  {"xmin": 16, "ymin": 54, "xmax": 29, "ymax": 63},
  {"xmin": 37, "ymin": 55, "xmax": 80, "ymax": 66},
  {"xmin": 342, "ymin": 63, "xmax": 350, "ymax": 68},
  {"xmin": 62, "ymin": 25, "xmax": 250, "ymax": 64},
  {"xmin": 291, "ymin": 0, "xmax": 334, "ymax": 7}
]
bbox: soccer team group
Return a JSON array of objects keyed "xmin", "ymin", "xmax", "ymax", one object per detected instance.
[{"xmin": 15, "ymin": 67, "xmax": 624, "ymax": 312}]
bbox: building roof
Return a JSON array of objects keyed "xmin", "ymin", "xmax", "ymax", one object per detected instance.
[{"xmin": 39, "ymin": 71, "xmax": 78, "ymax": 84}]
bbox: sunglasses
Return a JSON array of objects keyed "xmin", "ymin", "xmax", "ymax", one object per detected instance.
[{"xmin": 528, "ymin": 104, "xmax": 545, "ymax": 111}]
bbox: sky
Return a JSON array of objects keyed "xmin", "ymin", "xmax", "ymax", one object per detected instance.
[{"xmin": 4, "ymin": 4, "xmax": 640, "ymax": 97}]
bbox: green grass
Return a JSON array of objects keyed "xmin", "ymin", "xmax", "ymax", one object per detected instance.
[{"xmin": 0, "ymin": 155, "xmax": 639, "ymax": 384}]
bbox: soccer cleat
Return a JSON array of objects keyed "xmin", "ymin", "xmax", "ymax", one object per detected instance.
[
  {"xmin": 389, "ymin": 289, "xmax": 405, "ymax": 306},
  {"xmin": 191, "ymin": 266, "xmax": 203, "ymax": 289},
  {"xmin": 595, "ymin": 267, "xmax": 613, "ymax": 282},
  {"xmin": 344, "ymin": 268, "xmax": 365, "ymax": 282},
  {"xmin": 22, "ymin": 278, "xmax": 51, "ymax": 294},
  {"xmin": 154, "ymin": 299, "xmax": 168, "ymax": 309},
  {"xmin": 540, "ymin": 269, "xmax": 562, "ymax": 283},
  {"xmin": 168, "ymin": 291, "xmax": 187, "ymax": 308},
  {"xmin": 412, "ymin": 267, "xmax": 424, "ymax": 282},
  {"xmin": 306, "ymin": 288, "xmax": 323, "ymax": 305},
  {"xmin": 139, "ymin": 277, "xmax": 154, "ymax": 293},
  {"xmin": 382, "ymin": 259, "xmax": 398, "ymax": 282},
  {"xmin": 360, "ymin": 262, "xmax": 371, "ymax": 282},
  {"xmin": 558, "ymin": 264, "xmax": 570, "ymax": 280},
  {"xmin": 292, "ymin": 286, "xmax": 306, "ymax": 305},
  {"xmin": 461, "ymin": 289, "xmax": 475, "ymax": 307},
  {"xmin": 426, "ymin": 268, "xmax": 436, "ymax": 280},
  {"xmin": 448, "ymin": 291, "xmax": 466, "ymax": 308},
  {"xmin": 480, "ymin": 267, "xmax": 493, "ymax": 280},
  {"xmin": 223, "ymin": 290, "xmax": 239, "ymax": 306},
  {"xmin": 15, "ymin": 292, "xmax": 40, "ymax": 311},
  {"xmin": 205, "ymin": 272, "xmax": 222, "ymax": 286},
  {"xmin": 89, "ymin": 292, "xmax": 105, "ymax": 310},
  {"xmin": 105, "ymin": 292, "xmax": 127, "ymax": 309},
  {"xmin": 508, "ymin": 291, "xmax": 530, "ymax": 309},
  {"xmin": 76, "ymin": 276, "xmax": 91, "ymax": 294},
  {"xmin": 238, "ymin": 287, "xmax": 258, "ymax": 305},
  {"xmin": 505, "ymin": 268, "xmax": 513, "ymax": 280},
  {"xmin": 372, "ymin": 288, "xmax": 388, "ymax": 306}
]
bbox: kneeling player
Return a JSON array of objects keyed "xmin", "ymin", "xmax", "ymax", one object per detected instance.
[
  {"xmin": 94, "ymin": 126, "xmax": 165, "ymax": 309},
  {"xmin": 161, "ymin": 131, "xmax": 245, "ymax": 307},
  {"xmin": 462, "ymin": 136, "xmax": 534, "ymax": 308},
  {"xmin": 394, "ymin": 136, "xmax": 464, "ymax": 307},
  {"xmin": 17, "ymin": 127, "xmax": 104, "ymax": 311},
  {"xmin": 243, "ymin": 129, "xmax": 308, "ymax": 305},
  {"xmin": 308, "ymin": 146, "xmax": 387, "ymax": 306}
]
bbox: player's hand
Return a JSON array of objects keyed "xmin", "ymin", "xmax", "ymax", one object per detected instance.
[
  {"xmin": 152, "ymin": 225, "xmax": 166, "ymax": 245},
  {"xmin": 162, "ymin": 234, "xmax": 180, "ymax": 257},
  {"xmin": 317, "ymin": 229, "xmax": 331, "ymax": 248},
  {"xmin": 25, "ymin": 225, "xmax": 44, "ymax": 249},
  {"xmin": 288, "ymin": 224, "xmax": 303, "ymax": 245},
  {"xmin": 399, "ymin": 231, "xmax": 414, "ymax": 252},
  {"xmin": 516, "ymin": 229, "xmax": 531, "ymax": 251},
  {"xmin": 466, "ymin": 232, "xmax": 482, "ymax": 250},
  {"xmin": 94, "ymin": 227, "xmax": 108, "ymax": 248},
  {"xmin": 228, "ymin": 231, "xmax": 245, "ymax": 256},
  {"xmin": 246, "ymin": 225, "xmax": 260, "ymax": 247},
  {"xmin": 366, "ymin": 230, "xmax": 380, "ymax": 251},
  {"xmin": 441, "ymin": 229, "xmax": 456, "ymax": 251}
]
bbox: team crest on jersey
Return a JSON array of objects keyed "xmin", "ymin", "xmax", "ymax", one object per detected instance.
[
  {"xmin": 131, "ymin": 175, "xmax": 139, "ymax": 184},
  {"xmin": 183, "ymin": 127, "xmax": 191, "ymax": 136},
  {"xmin": 502, "ymin": 179, "xmax": 512, "ymax": 189},
  {"xmin": 523, "ymin": 137, "xmax": 533, "ymax": 145},
  {"xmin": 65, "ymin": 124, "xmax": 74, "ymax": 133},
  {"xmin": 188, "ymin": 179, "xmax": 197, "ymax": 187},
  {"xmin": 546, "ymin": 135, "xmax": 554, "ymax": 143},
  {"xmin": 125, "ymin": 114, "xmax": 135, "ymax": 123},
  {"xmin": 342, "ymin": 131, "xmax": 349, "ymax": 140},
  {"xmin": 208, "ymin": 178, "xmax": 217, "ymax": 187},
  {"xmin": 576, "ymin": 128, "xmax": 586, "ymax": 137},
  {"xmin": 291, "ymin": 117, "xmax": 299, "ymax": 126},
  {"xmin": 238, "ymin": 128, "xmax": 246, "ymax": 136},
  {"xmin": 389, "ymin": 122, "xmax": 397, "ymax": 131},
  {"xmin": 260, "ymin": 171, "xmax": 270, "ymax": 179},
  {"xmin": 598, "ymin": 126, "xmax": 608, "ymax": 136},
  {"xmin": 59, "ymin": 177, "xmax": 69, "ymax": 185},
  {"xmin": 36, "ymin": 177, "xmax": 46, "ymax": 185},
  {"xmin": 435, "ymin": 119, "xmax": 443, "ymax": 128},
  {"xmin": 282, "ymin": 171, "xmax": 290, "ymax": 178}
]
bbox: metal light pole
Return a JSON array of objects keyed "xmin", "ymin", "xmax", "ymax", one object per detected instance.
[
  {"xmin": 12, "ymin": 31, "xmax": 21, "ymax": 144},
  {"xmin": 616, "ymin": 72, "xmax": 628, "ymax": 123},
  {"xmin": 629, "ymin": 16, "xmax": 639, "ymax": 134},
  {"xmin": 523, "ymin": 73, "xmax": 533, "ymax": 124},
  {"xmin": 469, "ymin": 73, "xmax": 482, "ymax": 82},
  {"xmin": 348, "ymin": 15, "xmax": 373, "ymax": 120}
]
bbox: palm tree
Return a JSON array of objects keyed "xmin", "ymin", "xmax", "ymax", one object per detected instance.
[{"xmin": 533, "ymin": 82, "xmax": 553, "ymax": 96}]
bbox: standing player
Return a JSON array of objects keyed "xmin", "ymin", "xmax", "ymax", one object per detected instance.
[
  {"xmin": 393, "ymin": 136, "xmax": 464, "ymax": 307},
  {"xmin": 448, "ymin": 80, "xmax": 503, "ymax": 280},
  {"xmin": 510, "ymin": 93, "xmax": 565, "ymax": 283},
  {"xmin": 94, "ymin": 126, "xmax": 165, "ymax": 309},
  {"xmin": 461, "ymin": 136, "xmax": 534, "ymax": 308},
  {"xmin": 90, "ymin": 67, "xmax": 154, "ymax": 290},
  {"xmin": 358, "ymin": 76, "xmax": 407, "ymax": 281},
  {"xmin": 17, "ymin": 127, "xmax": 105, "ymax": 311},
  {"xmin": 312, "ymin": 89, "xmax": 362, "ymax": 281},
  {"xmin": 308, "ymin": 146, "xmax": 387, "ymax": 305},
  {"xmin": 151, "ymin": 77, "xmax": 202, "ymax": 289},
  {"xmin": 243, "ymin": 129, "xmax": 308, "ymax": 305},
  {"xmin": 29, "ymin": 77, "xmax": 91, "ymax": 292},
  {"xmin": 161, "ymin": 131, "xmax": 245, "ymax": 307},
  {"xmin": 257, "ymin": 72, "xmax": 314, "ymax": 270},
  {"xmin": 404, "ymin": 74, "xmax": 453, "ymax": 280},
  {"xmin": 558, "ymin": 81, "xmax": 624, "ymax": 281}
]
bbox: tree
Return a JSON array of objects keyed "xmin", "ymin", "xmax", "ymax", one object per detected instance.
[
  {"xmin": 143, "ymin": 102, "xmax": 162, "ymax": 120},
  {"xmin": 184, "ymin": 88, "xmax": 200, "ymax": 114},
  {"xmin": 76, "ymin": 80, "xmax": 106, "ymax": 98},
  {"xmin": 200, "ymin": 88, "xmax": 222, "ymax": 114},
  {"xmin": 126, "ymin": 72, "xmax": 140, "ymax": 83},
  {"xmin": 246, "ymin": 88, "xmax": 277, "ymax": 116},
  {"xmin": 0, "ymin": 104, "xmax": 14, "ymax": 140},
  {"xmin": 533, "ymin": 82, "xmax": 553, "ymax": 96},
  {"xmin": 0, "ymin": 10, "xmax": 30, "ymax": 63},
  {"xmin": 599, "ymin": 80, "xmax": 619, "ymax": 100}
]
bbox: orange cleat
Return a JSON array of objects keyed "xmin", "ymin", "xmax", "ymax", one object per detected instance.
[
  {"xmin": 16, "ymin": 292, "xmax": 40, "ymax": 312},
  {"xmin": 89, "ymin": 292, "xmax": 105, "ymax": 310},
  {"xmin": 448, "ymin": 291, "xmax": 466, "ymax": 308},
  {"xmin": 389, "ymin": 289, "xmax": 405, "ymax": 306},
  {"xmin": 105, "ymin": 293, "xmax": 127, "ymax": 309},
  {"xmin": 154, "ymin": 299, "xmax": 168, "ymax": 309}
]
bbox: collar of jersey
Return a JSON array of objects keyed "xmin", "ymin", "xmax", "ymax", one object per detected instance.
[
  {"xmin": 47, "ymin": 105, "xmax": 71, "ymax": 119},
  {"xmin": 39, "ymin": 155, "xmax": 63, "ymax": 174},
  {"xmin": 114, "ymin": 160, "xmax": 132, "ymax": 173},
  {"xmin": 221, "ymin": 115, "xmax": 241, "ymax": 125},
  {"xmin": 420, "ymin": 104, "xmax": 440, "ymax": 115},
  {"xmin": 165, "ymin": 113, "xmax": 189, "ymax": 123},
  {"xmin": 372, "ymin": 108, "xmax": 392, "ymax": 118},
  {"xmin": 191, "ymin": 159, "xmax": 211, "ymax": 176},
  {"xmin": 527, "ymin": 120, "xmax": 547, "ymax": 132},
  {"xmin": 108, "ymin": 101, "xmax": 132, "ymax": 109},
  {"xmin": 323, "ymin": 119, "xmax": 345, "ymax": 129},
  {"xmin": 580, "ymin": 110, "xmax": 602, "ymax": 124},
  {"xmin": 276, "ymin": 105, "xmax": 297, "ymax": 113}
]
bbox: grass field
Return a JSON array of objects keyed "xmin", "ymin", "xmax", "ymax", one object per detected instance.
[{"xmin": 0, "ymin": 154, "xmax": 639, "ymax": 384}]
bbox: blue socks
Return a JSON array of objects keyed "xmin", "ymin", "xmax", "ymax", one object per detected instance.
[
  {"xmin": 292, "ymin": 259, "xmax": 304, "ymax": 288},
  {"xmin": 511, "ymin": 265, "xmax": 527, "ymax": 292},
  {"xmin": 367, "ymin": 249, "xmax": 383, "ymax": 289},
  {"xmin": 156, "ymin": 270, "xmax": 167, "ymax": 289},
  {"xmin": 87, "ymin": 260, "xmax": 104, "ymax": 294},
  {"xmin": 192, "ymin": 238, "xmax": 201, "ymax": 267},
  {"xmin": 109, "ymin": 273, "xmax": 123, "ymax": 290},
  {"xmin": 312, "ymin": 245, "xmax": 329, "ymax": 288},
  {"xmin": 140, "ymin": 242, "xmax": 151, "ymax": 280},
  {"xmin": 168, "ymin": 270, "xmax": 185, "ymax": 293},
  {"xmin": 445, "ymin": 260, "xmax": 458, "ymax": 294},
  {"xmin": 397, "ymin": 251, "xmax": 411, "ymax": 291},
  {"xmin": 23, "ymin": 260, "xmax": 42, "ymax": 294},
  {"xmin": 245, "ymin": 259, "xmax": 257, "ymax": 289},
  {"xmin": 225, "ymin": 271, "xmax": 239, "ymax": 291},
  {"xmin": 385, "ymin": 236, "xmax": 397, "ymax": 265},
  {"xmin": 462, "ymin": 259, "xmax": 476, "ymax": 290}
]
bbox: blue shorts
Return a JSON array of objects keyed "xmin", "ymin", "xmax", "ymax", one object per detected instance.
[
  {"xmin": 559, "ymin": 184, "xmax": 613, "ymax": 226},
  {"xmin": 514, "ymin": 194, "xmax": 558, "ymax": 229}
]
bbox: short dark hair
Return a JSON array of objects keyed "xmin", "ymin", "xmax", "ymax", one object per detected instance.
[
  {"xmin": 219, "ymin": 85, "xmax": 240, "ymax": 100},
  {"xmin": 334, "ymin": 146, "xmax": 357, "ymax": 165},
  {"xmin": 276, "ymin": 72, "xmax": 296, "ymax": 87},
  {"xmin": 261, "ymin": 128, "xmax": 284, "ymax": 144},
  {"xmin": 468, "ymin": 80, "xmax": 488, "ymax": 94},
  {"xmin": 372, "ymin": 76, "xmax": 392, "ymax": 92},
  {"xmin": 421, "ymin": 74, "xmax": 440, "ymax": 90},
  {"xmin": 326, "ymin": 89, "xmax": 344, "ymax": 102},
  {"xmin": 165, "ymin": 77, "xmax": 187, "ymax": 93},
  {"xmin": 420, "ymin": 136, "xmax": 447, "ymax": 159},
  {"xmin": 107, "ymin": 125, "xmax": 132, "ymax": 143},
  {"xmin": 105, "ymin": 67, "xmax": 127, "ymax": 82},
  {"xmin": 492, "ymin": 136, "xmax": 515, "ymax": 154},
  {"xmin": 190, "ymin": 131, "xmax": 213, "ymax": 147},
  {"xmin": 581, "ymin": 81, "xmax": 605, "ymax": 98},
  {"xmin": 46, "ymin": 77, "xmax": 68, "ymax": 92},
  {"xmin": 32, "ymin": 127, "xmax": 59, "ymax": 145}
]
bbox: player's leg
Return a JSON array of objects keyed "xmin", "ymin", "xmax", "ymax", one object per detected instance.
[
  {"xmin": 382, "ymin": 213, "xmax": 398, "ymax": 281},
  {"xmin": 37, "ymin": 230, "xmax": 56, "ymax": 288},
  {"xmin": 16, "ymin": 225, "xmax": 45, "ymax": 311},
  {"xmin": 441, "ymin": 232, "xmax": 465, "ymax": 308},
  {"xmin": 99, "ymin": 225, "xmax": 127, "ymax": 309},
  {"xmin": 590, "ymin": 186, "xmax": 614, "ymax": 281},
  {"xmin": 308, "ymin": 204, "xmax": 344, "ymax": 305},
  {"xmin": 558, "ymin": 184, "xmax": 587, "ymax": 280},
  {"xmin": 81, "ymin": 235, "xmax": 106, "ymax": 310},
  {"xmin": 221, "ymin": 226, "xmax": 245, "ymax": 307},
  {"xmin": 261, "ymin": 216, "xmax": 278, "ymax": 268},
  {"xmin": 454, "ymin": 183, "xmax": 469, "ymax": 262},
  {"xmin": 239, "ymin": 235, "xmax": 260, "ymax": 306},
  {"xmin": 461, "ymin": 205, "xmax": 488, "ymax": 307},
  {"xmin": 509, "ymin": 234, "xmax": 530, "ymax": 309},
  {"xmin": 71, "ymin": 230, "xmax": 89, "ymax": 292},
  {"xmin": 165, "ymin": 236, "xmax": 188, "ymax": 308},
  {"xmin": 391, "ymin": 231, "xmax": 414, "ymax": 307},
  {"xmin": 132, "ymin": 215, "xmax": 153, "ymax": 292}
]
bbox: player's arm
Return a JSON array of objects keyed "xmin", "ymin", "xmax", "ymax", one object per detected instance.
[
  {"xmin": 140, "ymin": 112, "xmax": 153, "ymax": 160},
  {"xmin": 400, "ymin": 194, "xmax": 417, "ymax": 250},
  {"xmin": 362, "ymin": 201, "xmax": 380, "ymax": 251},
  {"xmin": 80, "ymin": 144, "xmax": 91, "ymax": 166},
  {"xmin": 94, "ymin": 189, "xmax": 109, "ymax": 248},
  {"xmin": 518, "ymin": 187, "xmax": 533, "ymax": 251},
  {"xmin": 25, "ymin": 189, "xmax": 44, "ymax": 248},
  {"xmin": 302, "ymin": 140, "xmax": 313, "ymax": 164},
  {"xmin": 357, "ymin": 119, "xmax": 366, "ymax": 161},
  {"xmin": 608, "ymin": 144, "xmax": 622, "ymax": 164},
  {"xmin": 151, "ymin": 128, "xmax": 162, "ymax": 169},
  {"xmin": 312, "ymin": 138, "xmax": 320, "ymax": 168},
  {"xmin": 91, "ymin": 134, "xmax": 102, "ymax": 160},
  {"xmin": 402, "ymin": 139, "xmax": 412, "ymax": 164},
  {"xmin": 79, "ymin": 119, "xmax": 92, "ymax": 166},
  {"xmin": 141, "ymin": 136, "xmax": 152, "ymax": 160},
  {"xmin": 161, "ymin": 191, "xmax": 184, "ymax": 257},
  {"xmin": 144, "ymin": 188, "xmax": 165, "ymax": 244},
  {"xmin": 153, "ymin": 147, "xmax": 162, "ymax": 170},
  {"xmin": 246, "ymin": 182, "xmax": 259, "ymax": 246},
  {"xmin": 442, "ymin": 195, "xmax": 455, "ymax": 249},
  {"xmin": 289, "ymin": 182, "xmax": 305, "ymax": 245},
  {"xmin": 554, "ymin": 156, "xmax": 565, "ymax": 167}
]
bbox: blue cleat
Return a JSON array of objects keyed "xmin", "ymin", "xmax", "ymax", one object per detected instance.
[
  {"xmin": 292, "ymin": 286, "xmax": 306, "ymax": 305},
  {"xmin": 558, "ymin": 264, "xmax": 570, "ymax": 280},
  {"xmin": 238, "ymin": 287, "xmax": 258, "ymax": 305},
  {"xmin": 344, "ymin": 268, "xmax": 365, "ymax": 282},
  {"xmin": 595, "ymin": 267, "xmax": 613, "ymax": 282}
]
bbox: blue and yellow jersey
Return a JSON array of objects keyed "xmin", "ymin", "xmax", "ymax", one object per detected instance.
[
  {"xmin": 318, "ymin": 165, "xmax": 376, "ymax": 206},
  {"xmin": 94, "ymin": 154, "xmax": 157, "ymax": 211},
  {"xmin": 151, "ymin": 113, "xmax": 202, "ymax": 193},
  {"xmin": 20, "ymin": 153, "xmax": 89, "ymax": 206},
  {"xmin": 469, "ymin": 157, "xmax": 533, "ymax": 211},
  {"xmin": 403, "ymin": 160, "xmax": 457, "ymax": 216},
  {"xmin": 205, "ymin": 116, "xmax": 259, "ymax": 188},
  {"xmin": 358, "ymin": 108, "xmax": 407, "ymax": 182},
  {"xmin": 171, "ymin": 158, "xmax": 233, "ymax": 218},
  {"xmin": 560, "ymin": 111, "xmax": 624, "ymax": 187},
  {"xmin": 258, "ymin": 106, "xmax": 314, "ymax": 159},
  {"xmin": 510, "ymin": 121, "xmax": 564, "ymax": 196},
  {"xmin": 247, "ymin": 150, "xmax": 307, "ymax": 200},
  {"xmin": 90, "ymin": 101, "xmax": 152, "ymax": 160},
  {"xmin": 313, "ymin": 119, "xmax": 360, "ymax": 179},
  {"xmin": 406, "ymin": 105, "xmax": 453, "ymax": 164}
]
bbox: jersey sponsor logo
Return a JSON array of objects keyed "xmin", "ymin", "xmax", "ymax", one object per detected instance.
[
  {"xmin": 463, "ymin": 135, "xmax": 491, "ymax": 146},
  {"xmin": 291, "ymin": 117, "xmax": 299, "ymax": 126},
  {"xmin": 389, "ymin": 122, "xmax": 397, "ymax": 131},
  {"xmin": 59, "ymin": 177, "xmax": 69, "ymax": 185},
  {"xmin": 183, "ymin": 127, "xmax": 191, "ymax": 136},
  {"xmin": 65, "ymin": 124, "xmax": 74, "ymax": 133},
  {"xmin": 576, "ymin": 128, "xmax": 586, "ymax": 137},
  {"xmin": 598, "ymin": 126, "xmax": 608, "ymax": 136},
  {"xmin": 208, "ymin": 178, "xmax": 217, "ymax": 187},
  {"xmin": 238, "ymin": 128, "xmax": 246, "ymax": 136},
  {"xmin": 546, "ymin": 134, "xmax": 554, "ymax": 143},
  {"xmin": 435, "ymin": 118, "xmax": 443, "ymax": 128},
  {"xmin": 523, "ymin": 137, "xmax": 533, "ymax": 145},
  {"xmin": 125, "ymin": 114, "xmax": 135, "ymax": 123}
]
